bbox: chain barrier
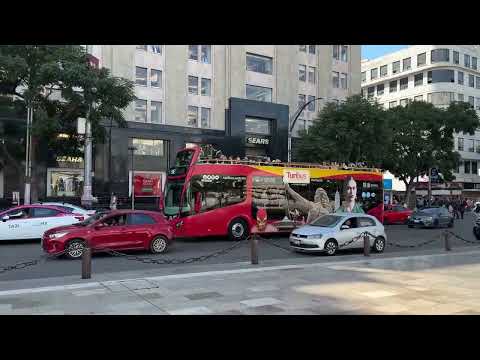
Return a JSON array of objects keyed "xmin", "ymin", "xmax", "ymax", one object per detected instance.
[
  {"xmin": 254, "ymin": 234, "xmax": 292, "ymax": 253},
  {"xmin": 0, "ymin": 249, "xmax": 67, "ymax": 275},
  {"xmin": 362, "ymin": 230, "xmax": 441, "ymax": 249},
  {"xmin": 93, "ymin": 237, "xmax": 248, "ymax": 265},
  {"xmin": 445, "ymin": 230, "xmax": 480, "ymax": 245}
]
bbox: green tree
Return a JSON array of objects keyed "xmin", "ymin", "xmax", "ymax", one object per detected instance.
[
  {"xmin": 384, "ymin": 101, "xmax": 479, "ymax": 207},
  {"xmin": 0, "ymin": 45, "xmax": 135, "ymax": 202},
  {"xmin": 295, "ymin": 94, "xmax": 391, "ymax": 168}
]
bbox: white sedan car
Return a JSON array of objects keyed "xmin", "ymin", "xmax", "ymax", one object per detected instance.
[
  {"xmin": 289, "ymin": 213, "xmax": 387, "ymax": 256},
  {"xmin": 0, "ymin": 205, "xmax": 83, "ymax": 241},
  {"xmin": 35, "ymin": 202, "xmax": 96, "ymax": 218}
]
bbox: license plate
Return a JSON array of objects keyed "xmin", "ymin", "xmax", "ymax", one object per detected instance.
[{"xmin": 414, "ymin": 220, "xmax": 420, "ymax": 223}]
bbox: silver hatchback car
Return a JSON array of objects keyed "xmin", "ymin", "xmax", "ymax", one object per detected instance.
[{"xmin": 289, "ymin": 213, "xmax": 387, "ymax": 256}]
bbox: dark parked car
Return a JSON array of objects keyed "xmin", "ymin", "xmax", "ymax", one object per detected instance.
[{"xmin": 407, "ymin": 207, "xmax": 454, "ymax": 229}]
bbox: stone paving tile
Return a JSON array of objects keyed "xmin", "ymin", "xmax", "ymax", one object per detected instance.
[
  {"xmin": 241, "ymin": 305, "xmax": 286, "ymax": 315},
  {"xmin": 185, "ymin": 292, "xmax": 223, "ymax": 300},
  {"xmin": 359, "ymin": 290, "xmax": 400, "ymax": 299},
  {"xmin": 240, "ymin": 297, "xmax": 283, "ymax": 308},
  {"xmin": 118, "ymin": 279, "xmax": 159, "ymax": 291},
  {"xmin": 167, "ymin": 306, "xmax": 213, "ymax": 315},
  {"xmin": 71, "ymin": 288, "xmax": 110, "ymax": 296},
  {"xmin": 247, "ymin": 285, "xmax": 280, "ymax": 292}
]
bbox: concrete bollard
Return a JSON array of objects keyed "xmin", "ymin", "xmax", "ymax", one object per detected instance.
[
  {"xmin": 82, "ymin": 247, "xmax": 92, "ymax": 279},
  {"xmin": 251, "ymin": 234, "xmax": 259, "ymax": 265},
  {"xmin": 363, "ymin": 233, "xmax": 370, "ymax": 257},
  {"xmin": 444, "ymin": 231, "xmax": 451, "ymax": 252}
]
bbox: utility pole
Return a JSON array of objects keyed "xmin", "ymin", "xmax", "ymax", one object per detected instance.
[
  {"xmin": 128, "ymin": 146, "xmax": 137, "ymax": 210},
  {"xmin": 287, "ymin": 97, "xmax": 323, "ymax": 162},
  {"xmin": 428, "ymin": 167, "xmax": 432, "ymax": 207},
  {"xmin": 24, "ymin": 105, "xmax": 33, "ymax": 204}
]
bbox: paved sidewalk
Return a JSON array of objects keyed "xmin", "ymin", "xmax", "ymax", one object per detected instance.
[{"xmin": 1, "ymin": 250, "xmax": 480, "ymax": 315}]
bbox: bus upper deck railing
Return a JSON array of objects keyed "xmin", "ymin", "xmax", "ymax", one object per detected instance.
[{"xmin": 196, "ymin": 158, "xmax": 383, "ymax": 173}]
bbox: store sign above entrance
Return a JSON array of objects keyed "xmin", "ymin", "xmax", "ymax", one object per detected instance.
[
  {"xmin": 246, "ymin": 136, "xmax": 269, "ymax": 145},
  {"xmin": 283, "ymin": 169, "xmax": 310, "ymax": 184},
  {"xmin": 56, "ymin": 156, "xmax": 83, "ymax": 163}
]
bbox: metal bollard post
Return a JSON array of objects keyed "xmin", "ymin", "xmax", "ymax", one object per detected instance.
[
  {"xmin": 82, "ymin": 247, "xmax": 92, "ymax": 279},
  {"xmin": 444, "ymin": 231, "xmax": 451, "ymax": 252},
  {"xmin": 251, "ymin": 234, "xmax": 259, "ymax": 265},
  {"xmin": 363, "ymin": 233, "xmax": 370, "ymax": 257}
]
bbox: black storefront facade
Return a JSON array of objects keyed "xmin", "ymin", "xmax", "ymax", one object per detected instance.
[{"xmin": 0, "ymin": 97, "xmax": 290, "ymax": 208}]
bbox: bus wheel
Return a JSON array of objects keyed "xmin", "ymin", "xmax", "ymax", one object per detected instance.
[{"xmin": 229, "ymin": 218, "xmax": 249, "ymax": 241}]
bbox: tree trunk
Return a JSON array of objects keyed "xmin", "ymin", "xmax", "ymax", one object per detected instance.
[
  {"xmin": 403, "ymin": 177, "xmax": 416, "ymax": 209},
  {"xmin": 30, "ymin": 136, "xmax": 39, "ymax": 203}
]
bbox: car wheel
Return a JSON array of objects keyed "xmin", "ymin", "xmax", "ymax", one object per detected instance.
[
  {"xmin": 408, "ymin": 225, "xmax": 413, "ymax": 228},
  {"xmin": 228, "ymin": 218, "xmax": 249, "ymax": 241},
  {"xmin": 65, "ymin": 239, "xmax": 86, "ymax": 260},
  {"xmin": 373, "ymin": 236, "xmax": 385, "ymax": 253},
  {"xmin": 150, "ymin": 236, "xmax": 168, "ymax": 254},
  {"xmin": 324, "ymin": 239, "xmax": 338, "ymax": 256},
  {"xmin": 434, "ymin": 219, "xmax": 439, "ymax": 228},
  {"xmin": 473, "ymin": 227, "xmax": 480, "ymax": 240},
  {"xmin": 448, "ymin": 220, "xmax": 454, "ymax": 228}
]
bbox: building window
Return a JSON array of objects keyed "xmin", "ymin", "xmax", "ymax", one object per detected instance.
[
  {"xmin": 392, "ymin": 61, "xmax": 400, "ymax": 74},
  {"xmin": 188, "ymin": 45, "xmax": 198, "ymax": 61},
  {"xmin": 370, "ymin": 68, "xmax": 378, "ymax": 80},
  {"xmin": 332, "ymin": 45, "xmax": 339, "ymax": 60},
  {"xmin": 465, "ymin": 161, "xmax": 471, "ymax": 174},
  {"xmin": 414, "ymin": 73, "xmax": 423, "ymax": 87},
  {"xmin": 473, "ymin": 57, "xmax": 478, "ymax": 70},
  {"xmin": 340, "ymin": 73, "xmax": 348, "ymax": 89},
  {"xmin": 150, "ymin": 69, "xmax": 162, "ymax": 88},
  {"xmin": 465, "ymin": 54, "xmax": 471, "ymax": 68},
  {"xmin": 245, "ymin": 117, "xmax": 271, "ymax": 135},
  {"xmin": 135, "ymin": 67, "xmax": 147, "ymax": 86},
  {"xmin": 367, "ymin": 87, "xmax": 374, "ymax": 98},
  {"xmin": 299, "ymin": 64, "xmax": 307, "ymax": 82},
  {"xmin": 341, "ymin": 46, "xmax": 348, "ymax": 62},
  {"xmin": 476, "ymin": 77, "xmax": 480, "ymax": 89},
  {"xmin": 307, "ymin": 95, "xmax": 316, "ymax": 111},
  {"xmin": 361, "ymin": 71, "xmax": 366, "ymax": 83},
  {"xmin": 400, "ymin": 99, "xmax": 409, "ymax": 107},
  {"xmin": 298, "ymin": 94, "xmax": 306, "ymax": 108},
  {"xmin": 332, "ymin": 71, "xmax": 340, "ymax": 88},
  {"xmin": 469, "ymin": 96, "xmax": 475, "ymax": 108},
  {"xmin": 309, "ymin": 45, "xmax": 316, "ymax": 54},
  {"xmin": 188, "ymin": 76, "xmax": 199, "ymax": 95},
  {"xmin": 201, "ymin": 107, "xmax": 210, "ymax": 128},
  {"xmin": 377, "ymin": 84, "xmax": 384, "ymax": 96},
  {"xmin": 200, "ymin": 78, "xmax": 211, "ymax": 96},
  {"xmin": 150, "ymin": 45, "xmax": 162, "ymax": 54},
  {"xmin": 427, "ymin": 69, "xmax": 455, "ymax": 84},
  {"xmin": 132, "ymin": 139, "xmax": 164, "ymax": 157},
  {"xmin": 458, "ymin": 138, "xmax": 464, "ymax": 151},
  {"xmin": 134, "ymin": 99, "xmax": 147, "ymax": 122},
  {"xmin": 150, "ymin": 101, "xmax": 162, "ymax": 124},
  {"xmin": 246, "ymin": 53, "xmax": 273, "ymax": 75},
  {"xmin": 380, "ymin": 65, "xmax": 388, "ymax": 77},
  {"xmin": 469, "ymin": 74, "xmax": 475, "ymax": 88},
  {"xmin": 201, "ymin": 45, "xmax": 211, "ymax": 64},
  {"xmin": 246, "ymin": 84, "xmax": 272, "ymax": 102},
  {"xmin": 308, "ymin": 66, "xmax": 316, "ymax": 84},
  {"xmin": 137, "ymin": 45, "xmax": 148, "ymax": 51},
  {"xmin": 458, "ymin": 94, "xmax": 464, "ymax": 102},
  {"xmin": 417, "ymin": 52, "xmax": 426, "ymax": 67},
  {"xmin": 403, "ymin": 57, "xmax": 411, "ymax": 71},
  {"xmin": 468, "ymin": 139, "xmax": 475, "ymax": 152},
  {"xmin": 389, "ymin": 101, "xmax": 397, "ymax": 108},
  {"xmin": 414, "ymin": 95, "xmax": 423, "ymax": 102},
  {"xmin": 473, "ymin": 161, "xmax": 478, "ymax": 175},
  {"xmin": 299, "ymin": 45, "xmax": 307, "ymax": 52},
  {"xmin": 399, "ymin": 77, "xmax": 408, "ymax": 90},
  {"xmin": 477, "ymin": 97, "xmax": 480, "ymax": 110},
  {"xmin": 458, "ymin": 71, "xmax": 464, "ymax": 85},
  {"xmin": 187, "ymin": 106, "xmax": 198, "ymax": 127},
  {"xmin": 431, "ymin": 49, "xmax": 450, "ymax": 63},
  {"xmin": 477, "ymin": 140, "xmax": 480, "ymax": 153},
  {"xmin": 453, "ymin": 51, "xmax": 459, "ymax": 64},
  {"xmin": 427, "ymin": 92, "xmax": 455, "ymax": 106},
  {"xmin": 389, "ymin": 80, "xmax": 397, "ymax": 93}
]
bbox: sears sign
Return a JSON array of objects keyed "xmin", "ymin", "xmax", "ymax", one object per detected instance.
[
  {"xmin": 246, "ymin": 137, "xmax": 269, "ymax": 145},
  {"xmin": 283, "ymin": 169, "xmax": 310, "ymax": 184}
]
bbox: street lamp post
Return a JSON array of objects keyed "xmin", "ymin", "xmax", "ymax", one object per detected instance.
[
  {"xmin": 287, "ymin": 97, "xmax": 323, "ymax": 163},
  {"xmin": 128, "ymin": 146, "xmax": 136, "ymax": 210},
  {"xmin": 23, "ymin": 105, "xmax": 33, "ymax": 204},
  {"xmin": 81, "ymin": 92, "xmax": 96, "ymax": 209}
]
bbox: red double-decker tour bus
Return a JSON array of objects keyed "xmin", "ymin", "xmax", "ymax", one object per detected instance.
[{"xmin": 164, "ymin": 146, "xmax": 384, "ymax": 240}]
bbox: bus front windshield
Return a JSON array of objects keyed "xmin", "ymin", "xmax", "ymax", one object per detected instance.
[{"xmin": 164, "ymin": 180, "xmax": 190, "ymax": 216}]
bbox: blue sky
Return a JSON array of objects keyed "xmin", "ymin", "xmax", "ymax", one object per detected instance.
[{"xmin": 362, "ymin": 45, "xmax": 409, "ymax": 60}]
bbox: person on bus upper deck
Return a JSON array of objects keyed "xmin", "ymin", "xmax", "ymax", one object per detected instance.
[{"xmin": 335, "ymin": 176, "xmax": 365, "ymax": 214}]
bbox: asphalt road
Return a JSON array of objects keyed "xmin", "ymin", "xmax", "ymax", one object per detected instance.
[{"xmin": 0, "ymin": 212, "xmax": 477, "ymax": 283}]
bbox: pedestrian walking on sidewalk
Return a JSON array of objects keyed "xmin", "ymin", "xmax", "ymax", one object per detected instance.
[{"xmin": 460, "ymin": 199, "xmax": 467, "ymax": 219}]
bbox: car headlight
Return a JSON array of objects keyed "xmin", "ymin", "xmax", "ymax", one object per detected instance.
[
  {"xmin": 308, "ymin": 234, "xmax": 323, "ymax": 239},
  {"xmin": 49, "ymin": 232, "xmax": 69, "ymax": 239},
  {"xmin": 425, "ymin": 217, "xmax": 433, "ymax": 221}
]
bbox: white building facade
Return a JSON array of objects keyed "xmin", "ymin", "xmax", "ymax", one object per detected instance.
[{"xmin": 361, "ymin": 45, "xmax": 480, "ymax": 198}]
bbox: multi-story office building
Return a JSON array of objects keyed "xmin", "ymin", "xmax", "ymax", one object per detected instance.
[
  {"xmin": 4, "ymin": 44, "xmax": 357, "ymax": 202},
  {"xmin": 361, "ymin": 45, "xmax": 480, "ymax": 198}
]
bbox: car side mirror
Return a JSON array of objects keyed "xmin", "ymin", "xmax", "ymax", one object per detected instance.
[
  {"xmin": 341, "ymin": 225, "xmax": 350, "ymax": 230},
  {"xmin": 2, "ymin": 215, "xmax": 9, "ymax": 222}
]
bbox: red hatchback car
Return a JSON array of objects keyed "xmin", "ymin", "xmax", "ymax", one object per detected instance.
[
  {"xmin": 42, "ymin": 210, "xmax": 174, "ymax": 259},
  {"xmin": 383, "ymin": 205, "xmax": 413, "ymax": 225}
]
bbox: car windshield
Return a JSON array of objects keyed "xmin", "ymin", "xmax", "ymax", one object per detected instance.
[
  {"xmin": 310, "ymin": 214, "xmax": 343, "ymax": 227},
  {"xmin": 416, "ymin": 208, "xmax": 439, "ymax": 215},
  {"xmin": 77, "ymin": 212, "xmax": 108, "ymax": 226}
]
